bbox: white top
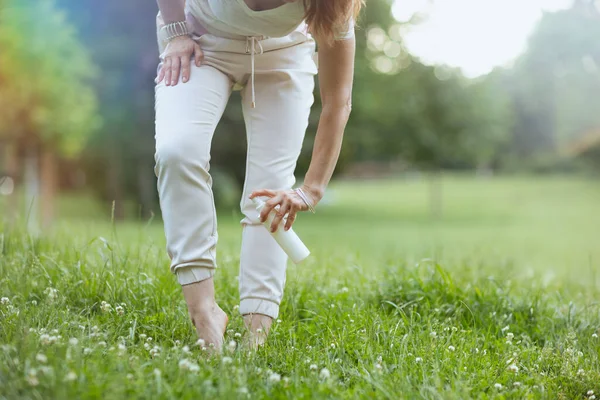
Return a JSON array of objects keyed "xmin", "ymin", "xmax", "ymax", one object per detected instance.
[{"xmin": 185, "ymin": 0, "xmax": 355, "ymax": 40}]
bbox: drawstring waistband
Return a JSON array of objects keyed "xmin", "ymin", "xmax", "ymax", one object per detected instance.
[{"xmin": 245, "ymin": 36, "xmax": 264, "ymax": 108}]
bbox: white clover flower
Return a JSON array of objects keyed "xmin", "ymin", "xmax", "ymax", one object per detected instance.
[
  {"xmin": 415, "ymin": 357, "xmax": 423, "ymax": 363},
  {"xmin": 335, "ymin": 358, "xmax": 342, "ymax": 363},
  {"xmin": 501, "ymin": 326, "xmax": 510, "ymax": 333},
  {"xmin": 149, "ymin": 346, "xmax": 160, "ymax": 358},
  {"xmin": 182, "ymin": 345, "xmax": 190, "ymax": 354},
  {"xmin": 430, "ymin": 331, "xmax": 437, "ymax": 338},
  {"xmin": 483, "ymin": 350, "xmax": 487, "ymax": 355},
  {"xmin": 118, "ymin": 343, "xmax": 127, "ymax": 353},
  {"xmin": 144, "ymin": 343, "xmax": 151, "ymax": 350},
  {"xmin": 309, "ymin": 364, "xmax": 318, "ymax": 371},
  {"xmin": 69, "ymin": 338, "xmax": 79, "ymax": 346},
  {"xmin": 374, "ymin": 363, "xmax": 383, "ymax": 371},
  {"xmin": 256, "ymin": 328, "xmax": 263, "ymax": 334},
  {"xmin": 146, "ymin": 337, "xmax": 153, "ymax": 343},
  {"xmin": 40, "ymin": 334, "xmax": 51, "ymax": 345},
  {"xmin": 494, "ymin": 383, "xmax": 503, "ymax": 390},
  {"xmin": 26, "ymin": 369, "xmax": 39, "ymax": 386},
  {"xmin": 276, "ymin": 319, "xmax": 282, "ymax": 323},
  {"xmin": 188, "ymin": 363, "xmax": 200, "ymax": 372},
  {"xmin": 268, "ymin": 372, "xmax": 281, "ymax": 383},
  {"xmin": 577, "ymin": 369, "xmax": 585, "ymax": 376},
  {"xmin": 330, "ymin": 343, "xmax": 336, "ymax": 349},
  {"xmin": 83, "ymin": 348, "xmax": 92, "ymax": 355},
  {"xmin": 589, "ymin": 396, "xmax": 596, "ymax": 400},
  {"xmin": 29, "ymin": 328, "xmax": 37, "ymax": 333},
  {"xmin": 238, "ymin": 387, "xmax": 249, "ymax": 395},
  {"xmin": 513, "ymin": 382, "xmax": 521, "ymax": 387},
  {"xmin": 51, "ymin": 329, "xmax": 59, "ymax": 334},
  {"xmin": 507, "ymin": 364, "xmax": 519, "ymax": 373},
  {"xmin": 36, "ymin": 353, "xmax": 48, "ymax": 363},
  {"xmin": 139, "ymin": 333, "xmax": 147, "ymax": 340},
  {"xmin": 222, "ymin": 356, "xmax": 233, "ymax": 364},
  {"xmin": 451, "ymin": 327, "xmax": 458, "ymax": 332},
  {"xmin": 98, "ymin": 341, "xmax": 107, "ymax": 348},
  {"xmin": 196, "ymin": 338, "xmax": 206, "ymax": 347},
  {"xmin": 127, "ymin": 373, "xmax": 134, "ymax": 380},
  {"xmin": 64, "ymin": 371, "xmax": 77, "ymax": 382},
  {"xmin": 234, "ymin": 333, "xmax": 242, "ymax": 338},
  {"xmin": 115, "ymin": 305, "xmax": 124, "ymax": 315},
  {"xmin": 100, "ymin": 301, "xmax": 112, "ymax": 313},
  {"xmin": 340, "ymin": 287, "xmax": 349, "ymax": 293},
  {"xmin": 44, "ymin": 288, "xmax": 59, "ymax": 301},
  {"xmin": 1, "ymin": 297, "xmax": 10, "ymax": 305},
  {"xmin": 448, "ymin": 345, "xmax": 456, "ymax": 352},
  {"xmin": 39, "ymin": 366, "xmax": 53, "ymax": 375},
  {"xmin": 178, "ymin": 359, "xmax": 191, "ymax": 370},
  {"xmin": 31, "ymin": 300, "xmax": 37, "ymax": 306},
  {"xmin": 153, "ymin": 369, "xmax": 161, "ymax": 377},
  {"xmin": 592, "ymin": 333, "xmax": 598, "ymax": 339},
  {"xmin": 233, "ymin": 305, "xmax": 240, "ymax": 311},
  {"xmin": 227, "ymin": 341, "xmax": 237, "ymax": 353},
  {"xmin": 319, "ymin": 368, "xmax": 331, "ymax": 380},
  {"xmin": 588, "ymin": 391, "xmax": 594, "ymax": 396},
  {"xmin": 506, "ymin": 332, "xmax": 514, "ymax": 341}
]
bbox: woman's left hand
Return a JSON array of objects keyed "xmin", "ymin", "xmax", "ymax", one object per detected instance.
[{"xmin": 249, "ymin": 186, "xmax": 319, "ymax": 232}]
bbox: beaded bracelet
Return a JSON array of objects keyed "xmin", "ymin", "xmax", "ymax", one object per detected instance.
[
  {"xmin": 160, "ymin": 21, "xmax": 190, "ymax": 42},
  {"xmin": 295, "ymin": 188, "xmax": 316, "ymax": 214}
]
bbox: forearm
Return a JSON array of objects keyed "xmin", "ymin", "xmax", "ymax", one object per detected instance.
[
  {"xmin": 157, "ymin": 0, "xmax": 185, "ymax": 23},
  {"xmin": 303, "ymin": 105, "xmax": 351, "ymax": 201}
]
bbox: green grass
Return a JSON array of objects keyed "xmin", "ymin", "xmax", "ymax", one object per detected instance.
[{"xmin": 1, "ymin": 175, "xmax": 600, "ymax": 399}]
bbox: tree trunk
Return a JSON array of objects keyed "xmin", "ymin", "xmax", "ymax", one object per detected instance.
[
  {"xmin": 429, "ymin": 169, "xmax": 443, "ymax": 220},
  {"xmin": 23, "ymin": 147, "xmax": 40, "ymax": 234},
  {"xmin": 40, "ymin": 147, "xmax": 57, "ymax": 229},
  {"xmin": 137, "ymin": 158, "xmax": 155, "ymax": 220},
  {"xmin": 2, "ymin": 140, "xmax": 19, "ymax": 223}
]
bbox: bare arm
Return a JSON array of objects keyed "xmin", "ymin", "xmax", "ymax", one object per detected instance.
[
  {"xmin": 157, "ymin": 0, "xmax": 185, "ymax": 24},
  {"xmin": 303, "ymin": 37, "xmax": 355, "ymax": 201},
  {"xmin": 250, "ymin": 37, "xmax": 356, "ymax": 232}
]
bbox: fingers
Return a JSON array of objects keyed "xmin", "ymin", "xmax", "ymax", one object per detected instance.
[
  {"xmin": 284, "ymin": 205, "xmax": 298, "ymax": 231},
  {"xmin": 250, "ymin": 189, "xmax": 277, "ymax": 199},
  {"xmin": 181, "ymin": 55, "xmax": 191, "ymax": 83},
  {"xmin": 170, "ymin": 56, "xmax": 181, "ymax": 86},
  {"xmin": 156, "ymin": 62, "xmax": 165, "ymax": 84},
  {"xmin": 270, "ymin": 199, "xmax": 291, "ymax": 233},
  {"xmin": 194, "ymin": 44, "xmax": 203, "ymax": 67},
  {"xmin": 164, "ymin": 58, "xmax": 173, "ymax": 87},
  {"xmin": 260, "ymin": 194, "xmax": 283, "ymax": 223}
]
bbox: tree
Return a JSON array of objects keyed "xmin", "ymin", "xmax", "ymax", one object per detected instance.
[{"xmin": 0, "ymin": 0, "xmax": 98, "ymax": 228}]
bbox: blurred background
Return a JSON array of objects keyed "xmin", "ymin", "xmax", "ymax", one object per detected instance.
[{"xmin": 0, "ymin": 0, "xmax": 599, "ymax": 229}]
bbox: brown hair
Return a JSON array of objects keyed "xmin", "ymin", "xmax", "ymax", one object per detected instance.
[{"xmin": 303, "ymin": 0, "xmax": 363, "ymax": 44}]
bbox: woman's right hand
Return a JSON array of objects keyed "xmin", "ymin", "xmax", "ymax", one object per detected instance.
[{"xmin": 157, "ymin": 35, "xmax": 203, "ymax": 86}]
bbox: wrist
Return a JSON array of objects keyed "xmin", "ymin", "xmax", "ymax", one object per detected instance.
[{"xmin": 301, "ymin": 184, "xmax": 325, "ymax": 205}]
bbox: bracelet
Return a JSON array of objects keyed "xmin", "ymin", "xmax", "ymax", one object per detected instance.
[
  {"xmin": 160, "ymin": 21, "xmax": 190, "ymax": 42},
  {"xmin": 295, "ymin": 188, "xmax": 316, "ymax": 214}
]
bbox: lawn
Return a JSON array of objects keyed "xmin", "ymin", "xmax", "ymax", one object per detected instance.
[{"xmin": 1, "ymin": 174, "xmax": 600, "ymax": 399}]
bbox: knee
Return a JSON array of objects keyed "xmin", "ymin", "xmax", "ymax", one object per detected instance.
[{"xmin": 155, "ymin": 134, "xmax": 209, "ymax": 173}]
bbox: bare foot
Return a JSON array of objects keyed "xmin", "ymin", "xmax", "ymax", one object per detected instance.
[
  {"xmin": 189, "ymin": 303, "xmax": 228, "ymax": 352},
  {"xmin": 242, "ymin": 313, "xmax": 273, "ymax": 350},
  {"xmin": 181, "ymin": 279, "xmax": 228, "ymax": 352}
]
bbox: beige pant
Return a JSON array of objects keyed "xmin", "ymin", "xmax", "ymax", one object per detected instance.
[{"xmin": 154, "ymin": 32, "xmax": 317, "ymax": 319}]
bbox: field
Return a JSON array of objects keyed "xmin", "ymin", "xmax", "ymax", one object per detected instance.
[{"xmin": 1, "ymin": 175, "xmax": 600, "ymax": 399}]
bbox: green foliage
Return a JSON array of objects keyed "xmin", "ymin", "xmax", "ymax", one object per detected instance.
[
  {"xmin": 0, "ymin": 0, "xmax": 98, "ymax": 156},
  {"xmin": 492, "ymin": 1, "xmax": 600, "ymax": 167}
]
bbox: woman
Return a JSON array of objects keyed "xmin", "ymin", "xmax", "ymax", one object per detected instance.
[{"xmin": 154, "ymin": 0, "xmax": 360, "ymax": 349}]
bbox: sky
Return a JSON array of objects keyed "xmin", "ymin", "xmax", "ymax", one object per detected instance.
[{"xmin": 392, "ymin": 0, "xmax": 575, "ymax": 77}]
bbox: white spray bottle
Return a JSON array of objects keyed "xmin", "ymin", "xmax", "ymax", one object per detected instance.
[{"xmin": 252, "ymin": 197, "xmax": 310, "ymax": 264}]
